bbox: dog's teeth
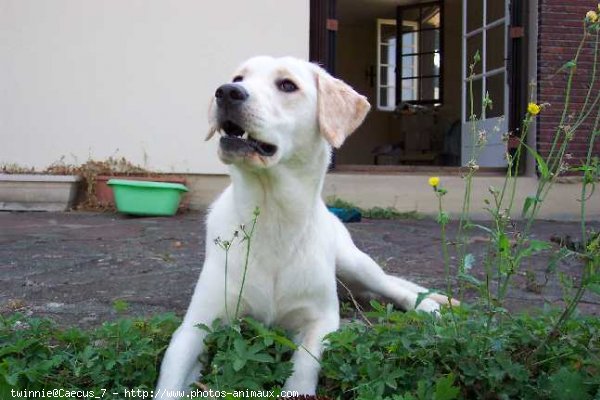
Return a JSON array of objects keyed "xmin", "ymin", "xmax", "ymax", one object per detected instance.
[{"xmin": 242, "ymin": 132, "xmax": 249, "ymax": 140}]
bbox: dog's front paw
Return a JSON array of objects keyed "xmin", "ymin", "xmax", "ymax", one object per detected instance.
[
  {"xmin": 154, "ymin": 383, "xmax": 188, "ymax": 400},
  {"xmin": 415, "ymin": 297, "xmax": 440, "ymax": 315},
  {"xmin": 283, "ymin": 369, "xmax": 318, "ymax": 396}
]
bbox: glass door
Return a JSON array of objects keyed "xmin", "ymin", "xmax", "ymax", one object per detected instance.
[{"xmin": 461, "ymin": 0, "xmax": 509, "ymax": 167}]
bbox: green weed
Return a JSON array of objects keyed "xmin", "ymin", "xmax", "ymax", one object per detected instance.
[
  {"xmin": 197, "ymin": 317, "xmax": 295, "ymax": 396},
  {"xmin": 0, "ymin": 313, "xmax": 179, "ymax": 400},
  {"xmin": 320, "ymin": 302, "xmax": 600, "ymax": 400},
  {"xmin": 326, "ymin": 197, "xmax": 421, "ymax": 220}
]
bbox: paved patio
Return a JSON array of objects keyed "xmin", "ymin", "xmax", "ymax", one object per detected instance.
[{"xmin": 1, "ymin": 211, "xmax": 598, "ymax": 327}]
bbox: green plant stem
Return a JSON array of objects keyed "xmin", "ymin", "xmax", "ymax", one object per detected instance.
[
  {"xmin": 553, "ymin": 105, "xmax": 600, "ymax": 324},
  {"xmin": 224, "ymin": 247, "xmax": 230, "ymax": 322},
  {"xmin": 548, "ymin": 29, "xmax": 599, "ymax": 175},
  {"xmin": 456, "ymin": 66, "xmax": 481, "ymax": 300},
  {"xmin": 456, "ymin": 67, "xmax": 477, "ymax": 249},
  {"xmin": 235, "ymin": 211, "xmax": 259, "ymax": 319},
  {"xmin": 506, "ymin": 117, "xmax": 532, "ymax": 214},
  {"xmin": 437, "ymin": 193, "xmax": 452, "ymax": 299},
  {"xmin": 545, "ymin": 24, "xmax": 587, "ymax": 168},
  {"xmin": 498, "ymin": 81, "xmax": 535, "ymax": 210},
  {"xmin": 494, "ymin": 119, "xmax": 532, "ymax": 302},
  {"xmin": 498, "ymin": 28, "xmax": 599, "ymax": 304},
  {"xmin": 530, "ymin": 98, "xmax": 600, "ymax": 361},
  {"xmin": 496, "ymin": 150, "xmax": 514, "ymax": 212},
  {"xmin": 521, "ymin": 29, "xmax": 598, "ymax": 236}
]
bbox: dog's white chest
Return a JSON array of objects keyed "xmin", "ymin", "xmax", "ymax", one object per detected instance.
[{"xmin": 205, "ymin": 190, "xmax": 338, "ymax": 329}]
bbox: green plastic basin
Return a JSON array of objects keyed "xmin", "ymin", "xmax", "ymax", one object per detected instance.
[{"xmin": 107, "ymin": 179, "xmax": 188, "ymax": 216}]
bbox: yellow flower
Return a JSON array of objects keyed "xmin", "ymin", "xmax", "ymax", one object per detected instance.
[
  {"xmin": 428, "ymin": 176, "xmax": 440, "ymax": 187},
  {"xmin": 527, "ymin": 102, "xmax": 541, "ymax": 116},
  {"xmin": 587, "ymin": 10, "xmax": 599, "ymax": 23}
]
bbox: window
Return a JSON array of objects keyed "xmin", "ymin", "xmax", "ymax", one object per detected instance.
[
  {"xmin": 376, "ymin": 1, "xmax": 443, "ymax": 111},
  {"xmin": 377, "ymin": 19, "xmax": 397, "ymax": 111}
]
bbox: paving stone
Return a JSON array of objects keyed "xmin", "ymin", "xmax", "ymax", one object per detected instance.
[{"xmin": 0, "ymin": 211, "xmax": 598, "ymax": 328}]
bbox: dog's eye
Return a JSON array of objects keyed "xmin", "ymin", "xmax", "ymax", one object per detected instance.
[
  {"xmin": 232, "ymin": 76, "xmax": 243, "ymax": 83},
  {"xmin": 277, "ymin": 79, "xmax": 298, "ymax": 93}
]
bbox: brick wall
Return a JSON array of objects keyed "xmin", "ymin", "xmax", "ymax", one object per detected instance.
[{"xmin": 537, "ymin": 0, "xmax": 600, "ymax": 167}]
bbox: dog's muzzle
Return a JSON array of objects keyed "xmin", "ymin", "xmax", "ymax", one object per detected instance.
[
  {"xmin": 218, "ymin": 120, "xmax": 277, "ymax": 157},
  {"xmin": 214, "ymin": 84, "xmax": 277, "ymax": 158},
  {"xmin": 215, "ymin": 83, "xmax": 249, "ymax": 108}
]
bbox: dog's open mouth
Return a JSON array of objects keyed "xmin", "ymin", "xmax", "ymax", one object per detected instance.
[{"xmin": 219, "ymin": 121, "xmax": 277, "ymax": 157}]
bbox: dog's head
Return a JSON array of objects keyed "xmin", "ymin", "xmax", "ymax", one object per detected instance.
[{"xmin": 206, "ymin": 56, "xmax": 370, "ymax": 169}]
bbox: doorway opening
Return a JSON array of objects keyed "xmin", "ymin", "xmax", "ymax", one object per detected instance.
[{"xmin": 327, "ymin": 0, "xmax": 510, "ymax": 170}]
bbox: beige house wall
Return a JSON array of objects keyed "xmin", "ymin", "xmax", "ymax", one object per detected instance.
[{"xmin": 0, "ymin": 0, "xmax": 309, "ymax": 174}]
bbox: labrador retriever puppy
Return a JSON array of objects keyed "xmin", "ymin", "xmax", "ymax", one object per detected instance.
[{"xmin": 155, "ymin": 56, "xmax": 452, "ymax": 398}]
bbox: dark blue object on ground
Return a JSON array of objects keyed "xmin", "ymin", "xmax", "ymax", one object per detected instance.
[{"xmin": 327, "ymin": 206, "xmax": 362, "ymax": 223}]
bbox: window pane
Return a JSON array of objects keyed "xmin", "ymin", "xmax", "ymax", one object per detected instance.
[
  {"xmin": 420, "ymin": 53, "xmax": 440, "ymax": 77},
  {"xmin": 420, "ymin": 29, "xmax": 440, "ymax": 53},
  {"xmin": 401, "ymin": 79, "xmax": 418, "ymax": 102},
  {"xmin": 487, "ymin": 0, "xmax": 505, "ymax": 24},
  {"xmin": 486, "ymin": 23, "xmax": 505, "ymax": 71},
  {"xmin": 486, "ymin": 73, "xmax": 505, "ymax": 119},
  {"xmin": 401, "ymin": 8, "xmax": 420, "ymax": 26},
  {"xmin": 402, "ymin": 55, "xmax": 419, "ymax": 78},
  {"xmin": 380, "ymin": 23, "xmax": 396, "ymax": 43},
  {"xmin": 391, "ymin": 2, "xmax": 444, "ymax": 107},
  {"xmin": 379, "ymin": 89, "xmax": 388, "ymax": 108},
  {"xmin": 421, "ymin": 6, "xmax": 441, "ymax": 29},
  {"xmin": 379, "ymin": 43, "xmax": 396, "ymax": 66},
  {"xmin": 402, "ymin": 30, "xmax": 419, "ymax": 54},
  {"xmin": 380, "ymin": 86, "xmax": 396, "ymax": 108},
  {"xmin": 379, "ymin": 45, "xmax": 388, "ymax": 65},
  {"xmin": 466, "ymin": 77, "xmax": 483, "ymax": 120},
  {"xmin": 380, "ymin": 67, "xmax": 390, "ymax": 86},
  {"xmin": 466, "ymin": 33, "xmax": 483, "ymax": 76},
  {"xmin": 467, "ymin": 0, "xmax": 483, "ymax": 33},
  {"xmin": 420, "ymin": 77, "xmax": 440, "ymax": 101}
]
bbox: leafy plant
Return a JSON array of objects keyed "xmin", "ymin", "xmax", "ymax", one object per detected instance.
[
  {"xmin": 197, "ymin": 317, "xmax": 296, "ymax": 396},
  {"xmin": 0, "ymin": 313, "xmax": 179, "ymax": 400},
  {"xmin": 319, "ymin": 303, "xmax": 600, "ymax": 400}
]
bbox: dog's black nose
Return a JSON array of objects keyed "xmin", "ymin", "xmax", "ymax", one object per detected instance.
[{"xmin": 215, "ymin": 84, "xmax": 248, "ymax": 106}]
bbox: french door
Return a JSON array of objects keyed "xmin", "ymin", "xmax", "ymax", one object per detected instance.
[{"xmin": 461, "ymin": 0, "xmax": 509, "ymax": 167}]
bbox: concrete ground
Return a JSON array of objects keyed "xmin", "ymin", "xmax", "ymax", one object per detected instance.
[{"xmin": 1, "ymin": 210, "xmax": 598, "ymax": 328}]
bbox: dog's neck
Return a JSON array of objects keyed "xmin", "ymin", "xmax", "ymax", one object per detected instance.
[{"xmin": 229, "ymin": 144, "xmax": 330, "ymax": 223}]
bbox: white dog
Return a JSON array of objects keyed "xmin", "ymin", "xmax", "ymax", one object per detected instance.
[{"xmin": 155, "ymin": 56, "xmax": 452, "ymax": 398}]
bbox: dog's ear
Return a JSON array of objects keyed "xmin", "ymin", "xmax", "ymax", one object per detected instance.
[
  {"xmin": 206, "ymin": 97, "xmax": 218, "ymax": 141},
  {"xmin": 315, "ymin": 68, "xmax": 371, "ymax": 148}
]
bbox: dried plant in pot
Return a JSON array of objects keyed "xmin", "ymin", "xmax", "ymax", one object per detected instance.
[{"xmin": 75, "ymin": 157, "xmax": 189, "ymax": 211}]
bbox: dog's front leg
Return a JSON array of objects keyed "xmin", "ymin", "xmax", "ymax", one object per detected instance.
[
  {"xmin": 155, "ymin": 266, "xmax": 226, "ymax": 399},
  {"xmin": 283, "ymin": 312, "xmax": 340, "ymax": 395},
  {"xmin": 331, "ymin": 216, "xmax": 441, "ymax": 313}
]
